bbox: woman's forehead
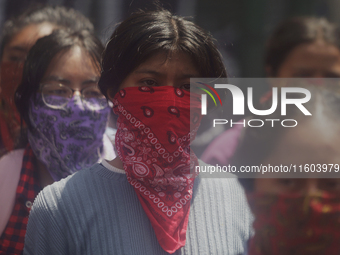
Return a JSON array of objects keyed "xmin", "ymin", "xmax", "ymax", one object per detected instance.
[
  {"xmin": 133, "ymin": 51, "xmax": 200, "ymax": 77},
  {"xmin": 264, "ymin": 120, "xmax": 340, "ymax": 164}
]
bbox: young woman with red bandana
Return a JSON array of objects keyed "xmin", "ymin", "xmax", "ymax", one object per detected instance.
[
  {"xmin": 24, "ymin": 9, "xmax": 253, "ymax": 255},
  {"xmin": 231, "ymin": 87, "xmax": 340, "ymax": 254}
]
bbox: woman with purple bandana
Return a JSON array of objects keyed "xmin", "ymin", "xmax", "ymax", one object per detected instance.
[
  {"xmin": 0, "ymin": 5, "xmax": 96, "ymax": 157},
  {"xmin": 15, "ymin": 28, "xmax": 114, "ymax": 183},
  {"xmin": 0, "ymin": 29, "xmax": 114, "ymax": 253}
]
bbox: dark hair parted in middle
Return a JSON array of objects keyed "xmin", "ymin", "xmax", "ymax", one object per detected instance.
[
  {"xmin": 15, "ymin": 29, "xmax": 104, "ymax": 131},
  {"xmin": 265, "ymin": 17, "xmax": 340, "ymax": 76},
  {"xmin": 99, "ymin": 9, "xmax": 227, "ymax": 98}
]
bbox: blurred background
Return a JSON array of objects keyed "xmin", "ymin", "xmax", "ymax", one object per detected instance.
[{"xmin": 0, "ymin": 0, "xmax": 337, "ymax": 78}]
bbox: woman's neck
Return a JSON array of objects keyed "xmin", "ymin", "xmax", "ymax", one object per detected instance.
[
  {"xmin": 36, "ymin": 159, "xmax": 54, "ymax": 188},
  {"xmin": 108, "ymin": 156, "xmax": 124, "ymax": 169}
]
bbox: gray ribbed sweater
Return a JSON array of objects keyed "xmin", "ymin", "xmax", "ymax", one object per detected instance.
[{"xmin": 24, "ymin": 161, "xmax": 253, "ymax": 255}]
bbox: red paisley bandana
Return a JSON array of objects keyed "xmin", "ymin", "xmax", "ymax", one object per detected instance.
[
  {"xmin": 0, "ymin": 62, "xmax": 24, "ymax": 152},
  {"xmin": 112, "ymin": 86, "xmax": 201, "ymax": 253},
  {"xmin": 247, "ymin": 192, "xmax": 340, "ymax": 255}
]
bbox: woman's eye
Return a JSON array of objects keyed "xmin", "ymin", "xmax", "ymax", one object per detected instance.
[
  {"xmin": 277, "ymin": 179, "xmax": 299, "ymax": 190},
  {"xmin": 51, "ymin": 89, "xmax": 68, "ymax": 95},
  {"xmin": 180, "ymin": 84, "xmax": 190, "ymax": 91},
  {"xmin": 142, "ymin": 80, "xmax": 157, "ymax": 86},
  {"xmin": 82, "ymin": 87, "xmax": 103, "ymax": 98},
  {"xmin": 9, "ymin": 55, "xmax": 25, "ymax": 62},
  {"xmin": 43, "ymin": 87, "xmax": 70, "ymax": 97}
]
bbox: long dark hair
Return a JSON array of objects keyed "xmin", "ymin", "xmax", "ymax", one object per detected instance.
[{"xmin": 265, "ymin": 17, "xmax": 340, "ymax": 76}]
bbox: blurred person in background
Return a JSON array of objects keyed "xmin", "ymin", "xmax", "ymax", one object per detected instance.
[
  {"xmin": 0, "ymin": 29, "xmax": 114, "ymax": 254},
  {"xmin": 0, "ymin": 5, "xmax": 94, "ymax": 157},
  {"xmin": 231, "ymin": 87, "xmax": 340, "ymax": 254},
  {"xmin": 201, "ymin": 16, "xmax": 340, "ymax": 166},
  {"xmin": 24, "ymin": 9, "xmax": 252, "ymax": 255},
  {"xmin": 0, "ymin": 5, "xmax": 98, "ymax": 254}
]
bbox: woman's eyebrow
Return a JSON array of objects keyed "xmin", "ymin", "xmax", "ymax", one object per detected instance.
[
  {"xmin": 180, "ymin": 73, "xmax": 200, "ymax": 79},
  {"xmin": 82, "ymin": 77, "xmax": 100, "ymax": 85},
  {"xmin": 42, "ymin": 75, "xmax": 70, "ymax": 85},
  {"xmin": 134, "ymin": 69, "xmax": 199, "ymax": 78},
  {"xmin": 134, "ymin": 69, "xmax": 162, "ymax": 76}
]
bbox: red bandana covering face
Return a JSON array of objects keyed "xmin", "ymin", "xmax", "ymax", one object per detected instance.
[
  {"xmin": 0, "ymin": 62, "xmax": 24, "ymax": 151},
  {"xmin": 112, "ymin": 86, "xmax": 201, "ymax": 253},
  {"xmin": 247, "ymin": 192, "xmax": 340, "ymax": 255}
]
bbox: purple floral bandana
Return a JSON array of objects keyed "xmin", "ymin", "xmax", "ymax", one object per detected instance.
[{"xmin": 28, "ymin": 94, "xmax": 110, "ymax": 181}]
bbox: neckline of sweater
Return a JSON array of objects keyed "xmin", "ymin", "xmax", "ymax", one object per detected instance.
[{"xmin": 101, "ymin": 160, "xmax": 125, "ymax": 174}]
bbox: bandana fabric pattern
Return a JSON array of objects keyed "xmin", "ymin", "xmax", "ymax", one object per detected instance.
[
  {"xmin": 0, "ymin": 62, "xmax": 24, "ymax": 152},
  {"xmin": 28, "ymin": 94, "xmax": 110, "ymax": 181},
  {"xmin": 112, "ymin": 86, "xmax": 201, "ymax": 253},
  {"xmin": 247, "ymin": 192, "xmax": 340, "ymax": 255}
]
